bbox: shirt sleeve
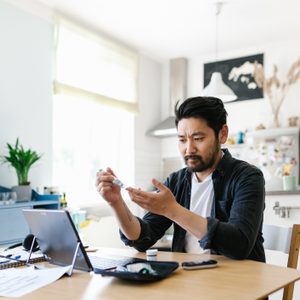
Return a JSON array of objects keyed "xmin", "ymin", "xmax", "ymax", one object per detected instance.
[
  {"xmin": 119, "ymin": 213, "xmax": 172, "ymax": 252},
  {"xmin": 199, "ymin": 166, "xmax": 265, "ymax": 259}
]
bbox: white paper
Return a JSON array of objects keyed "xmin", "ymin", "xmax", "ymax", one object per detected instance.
[{"xmin": 0, "ymin": 265, "xmax": 72, "ymax": 298}]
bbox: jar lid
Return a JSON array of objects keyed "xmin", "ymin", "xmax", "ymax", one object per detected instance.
[{"xmin": 146, "ymin": 248, "xmax": 158, "ymax": 256}]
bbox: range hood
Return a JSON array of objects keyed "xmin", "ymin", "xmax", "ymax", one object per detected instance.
[{"xmin": 147, "ymin": 57, "xmax": 188, "ymax": 137}]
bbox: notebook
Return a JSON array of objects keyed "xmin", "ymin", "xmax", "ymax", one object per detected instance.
[
  {"xmin": 0, "ymin": 250, "xmax": 46, "ymax": 270},
  {"xmin": 22, "ymin": 209, "xmax": 146, "ymax": 273}
]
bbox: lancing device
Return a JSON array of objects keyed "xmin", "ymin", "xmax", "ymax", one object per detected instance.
[
  {"xmin": 98, "ymin": 169, "xmax": 127, "ymax": 189},
  {"xmin": 112, "ymin": 178, "xmax": 126, "ymax": 188}
]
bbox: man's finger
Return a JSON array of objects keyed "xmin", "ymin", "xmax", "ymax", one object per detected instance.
[
  {"xmin": 131, "ymin": 197, "xmax": 148, "ymax": 207},
  {"xmin": 152, "ymin": 178, "xmax": 165, "ymax": 190},
  {"xmin": 107, "ymin": 167, "xmax": 117, "ymax": 177},
  {"xmin": 127, "ymin": 187, "xmax": 144, "ymax": 197}
]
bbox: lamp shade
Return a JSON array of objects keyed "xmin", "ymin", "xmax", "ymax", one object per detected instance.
[{"xmin": 202, "ymin": 72, "xmax": 237, "ymax": 102}]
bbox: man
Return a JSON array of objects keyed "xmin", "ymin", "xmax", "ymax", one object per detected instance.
[{"xmin": 96, "ymin": 96, "xmax": 265, "ymax": 262}]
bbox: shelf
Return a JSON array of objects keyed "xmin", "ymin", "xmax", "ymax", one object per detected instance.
[
  {"xmin": 223, "ymin": 144, "xmax": 245, "ymax": 148},
  {"xmin": 0, "ymin": 200, "xmax": 59, "ymax": 209},
  {"xmin": 266, "ymin": 190, "xmax": 300, "ymax": 196},
  {"xmin": 247, "ymin": 127, "xmax": 299, "ymax": 139}
]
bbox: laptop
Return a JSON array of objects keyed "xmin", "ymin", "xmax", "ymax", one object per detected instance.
[{"xmin": 22, "ymin": 209, "xmax": 146, "ymax": 273}]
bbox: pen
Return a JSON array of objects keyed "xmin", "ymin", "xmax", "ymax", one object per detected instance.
[
  {"xmin": 0, "ymin": 259, "xmax": 10, "ymax": 264},
  {"xmin": 0, "ymin": 254, "xmax": 12, "ymax": 264},
  {"xmin": 0, "ymin": 254, "xmax": 24, "ymax": 263}
]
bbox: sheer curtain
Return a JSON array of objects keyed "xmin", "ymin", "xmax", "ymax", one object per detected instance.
[{"xmin": 53, "ymin": 17, "xmax": 137, "ymax": 206}]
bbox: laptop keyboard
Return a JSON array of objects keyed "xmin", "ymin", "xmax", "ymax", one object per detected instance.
[{"xmin": 88, "ymin": 255, "xmax": 144, "ymax": 271}]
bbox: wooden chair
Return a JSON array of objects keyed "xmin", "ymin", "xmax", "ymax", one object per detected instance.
[{"xmin": 263, "ymin": 224, "xmax": 300, "ymax": 300}]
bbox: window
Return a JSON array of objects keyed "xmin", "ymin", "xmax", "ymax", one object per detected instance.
[
  {"xmin": 53, "ymin": 17, "xmax": 137, "ymax": 205},
  {"xmin": 53, "ymin": 95, "xmax": 134, "ymax": 205}
]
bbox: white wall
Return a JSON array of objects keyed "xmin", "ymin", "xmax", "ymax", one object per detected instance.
[
  {"xmin": 0, "ymin": 0, "xmax": 53, "ymax": 190},
  {"xmin": 0, "ymin": 1, "xmax": 162, "ymax": 195},
  {"xmin": 162, "ymin": 40, "xmax": 300, "ymax": 157},
  {"xmin": 161, "ymin": 39, "xmax": 300, "ymax": 194},
  {"xmin": 134, "ymin": 56, "xmax": 162, "ymax": 191}
]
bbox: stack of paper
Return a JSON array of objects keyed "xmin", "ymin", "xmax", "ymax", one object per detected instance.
[{"xmin": 0, "ymin": 265, "xmax": 72, "ymax": 297}]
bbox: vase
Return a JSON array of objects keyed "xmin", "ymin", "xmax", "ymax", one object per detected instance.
[
  {"xmin": 11, "ymin": 185, "xmax": 32, "ymax": 202},
  {"xmin": 271, "ymin": 108, "xmax": 280, "ymax": 128}
]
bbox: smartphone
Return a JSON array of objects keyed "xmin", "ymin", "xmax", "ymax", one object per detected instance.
[{"xmin": 181, "ymin": 259, "xmax": 218, "ymax": 270}]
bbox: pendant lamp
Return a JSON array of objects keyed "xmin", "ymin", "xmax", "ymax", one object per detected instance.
[{"xmin": 202, "ymin": 2, "xmax": 237, "ymax": 102}]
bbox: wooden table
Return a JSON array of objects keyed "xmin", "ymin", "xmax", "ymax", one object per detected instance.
[{"xmin": 2, "ymin": 247, "xmax": 300, "ymax": 300}]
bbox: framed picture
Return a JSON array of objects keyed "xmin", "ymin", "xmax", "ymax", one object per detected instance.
[{"xmin": 204, "ymin": 53, "xmax": 264, "ymax": 102}]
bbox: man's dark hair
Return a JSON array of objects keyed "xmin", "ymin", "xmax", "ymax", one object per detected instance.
[{"xmin": 174, "ymin": 96, "xmax": 228, "ymax": 137}]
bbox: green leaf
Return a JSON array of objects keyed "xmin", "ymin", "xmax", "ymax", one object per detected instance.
[{"xmin": 0, "ymin": 138, "xmax": 42, "ymax": 185}]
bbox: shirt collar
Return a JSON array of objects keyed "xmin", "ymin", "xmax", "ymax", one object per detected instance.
[{"xmin": 214, "ymin": 148, "xmax": 233, "ymax": 177}]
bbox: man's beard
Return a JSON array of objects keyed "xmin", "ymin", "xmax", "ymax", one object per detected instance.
[{"xmin": 184, "ymin": 143, "xmax": 221, "ymax": 173}]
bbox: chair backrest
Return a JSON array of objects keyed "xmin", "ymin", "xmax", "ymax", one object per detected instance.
[
  {"xmin": 263, "ymin": 224, "xmax": 292, "ymax": 254},
  {"xmin": 263, "ymin": 224, "xmax": 300, "ymax": 300}
]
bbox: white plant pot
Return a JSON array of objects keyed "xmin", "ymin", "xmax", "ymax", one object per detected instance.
[{"xmin": 11, "ymin": 185, "xmax": 32, "ymax": 202}]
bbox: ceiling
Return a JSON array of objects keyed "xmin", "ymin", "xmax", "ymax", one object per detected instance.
[{"xmin": 31, "ymin": 0, "xmax": 300, "ymax": 61}]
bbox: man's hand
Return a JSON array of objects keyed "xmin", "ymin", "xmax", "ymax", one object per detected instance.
[
  {"xmin": 95, "ymin": 167, "xmax": 122, "ymax": 206},
  {"xmin": 126, "ymin": 178, "xmax": 179, "ymax": 218},
  {"xmin": 95, "ymin": 168, "xmax": 141, "ymax": 240}
]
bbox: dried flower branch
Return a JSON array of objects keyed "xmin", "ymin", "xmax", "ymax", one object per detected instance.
[{"xmin": 254, "ymin": 57, "xmax": 300, "ymax": 127}]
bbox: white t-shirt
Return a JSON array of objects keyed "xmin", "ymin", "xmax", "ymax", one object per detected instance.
[{"xmin": 185, "ymin": 173, "xmax": 214, "ymax": 254}]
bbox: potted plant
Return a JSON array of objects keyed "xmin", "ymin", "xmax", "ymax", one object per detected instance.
[{"xmin": 1, "ymin": 138, "xmax": 42, "ymax": 201}]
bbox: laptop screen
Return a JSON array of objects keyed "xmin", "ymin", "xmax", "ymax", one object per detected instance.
[{"xmin": 23, "ymin": 209, "xmax": 93, "ymax": 272}]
